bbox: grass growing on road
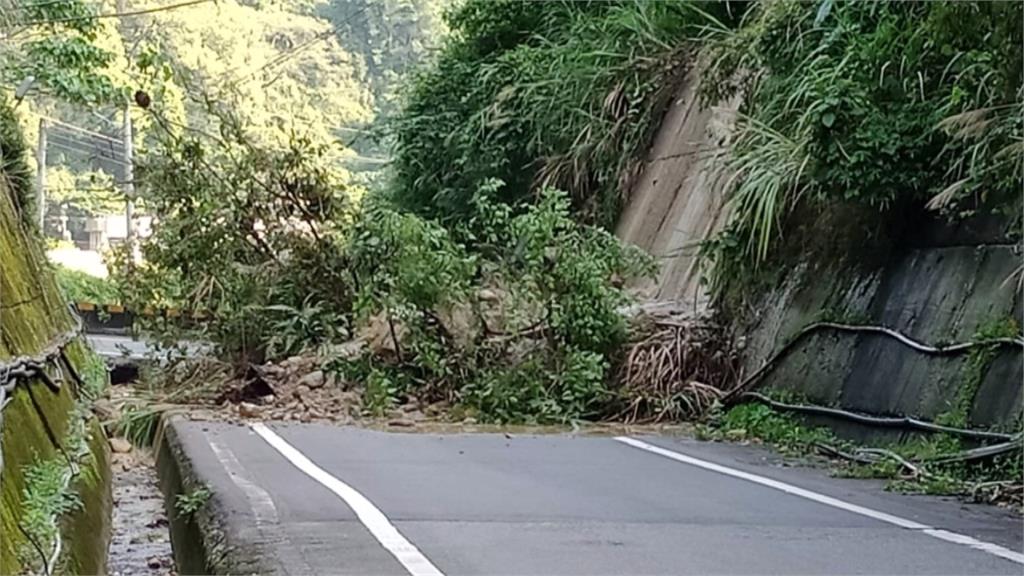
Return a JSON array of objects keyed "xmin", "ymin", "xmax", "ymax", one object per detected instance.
[{"xmin": 708, "ymin": 403, "xmax": 1023, "ymax": 509}]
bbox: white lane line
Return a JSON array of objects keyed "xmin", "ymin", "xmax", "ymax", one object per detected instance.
[
  {"xmin": 209, "ymin": 439, "xmax": 282, "ymax": 524},
  {"xmin": 615, "ymin": 436, "xmax": 1024, "ymax": 566},
  {"xmin": 208, "ymin": 438, "xmax": 315, "ymax": 573},
  {"xmin": 250, "ymin": 422, "xmax": 445, "ymax": 576}
]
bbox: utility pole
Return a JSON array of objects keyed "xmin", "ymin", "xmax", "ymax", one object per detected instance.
[
  {"xmin": 118, "ymin": 0, "xmax": 136, "ymax": 265},
  {"xmin": 123, "ymin": 105, "xmax": 135, "ymax": 262},
  {"xmin": 36, "ymin": 118, "xmax": 46, "ymax": 230}
]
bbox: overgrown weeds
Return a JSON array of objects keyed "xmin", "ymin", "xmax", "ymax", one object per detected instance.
[
  {"xmin": 390, "ymin": 0, "xmax": 739, "ymax": 228},
  {"xmin": 702, "ymin": 0, "xmax": 1023, "ymax": 296},
  {"xmin": 710, "ymin": 402, "xmax": 1024, "ymax": 510},
  {"xmin": 174, "ymin": 486, "xmax": 211, "ymax": 519}
]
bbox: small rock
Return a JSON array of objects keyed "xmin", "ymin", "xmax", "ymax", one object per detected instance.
[
  {"xmin": 462, "ymin": 417, "xmax": 477, "ymax": 425},
  {"xmin": 297, "ymin": 370, "xmax": 326, "ymax": 389},
  {"xmin": 257, "ymin": 394, "xmax": 276, "ymax": 405},
  {"xmin": 109, "ymin": 437, "xmax": 133, "ymax": 453},
  {"xmin": 405, "ymin": 410, "xmax": 426, "ymax": 422},
  {"xmin": 238, "ymin": 402, "xmax": 261, "ymax": 418},
  {"xmin": 325, "ymin": 371, "xmax": 338, "ymax": 388},
  {"xmin": 293, "ymin": 385, "xmax": 311, "ymax": 400},
  {"xmin": 386, "ymin": 408, "xmax": 405, "ymax": 420},
  {"xmin": 477, "ymin": 288, "xmax": 500, "ymax": 302},
  {"xmin": 93, "ymin": 398, "xmax": 120, "ymax": 422},
  {"xmin": 147, "ymin": 557, "xmax": 161, "ymax": 569},
  {"xmin": 260, "ymin": 363, "xmax": 286, "ymax": 377},
  {"xmin": 401, "ymin": 403, "xmax": 420, "ymax": 413},
  {"xmin": 388, "ymin": 418, "xmax": 415, "ymax": 428}
]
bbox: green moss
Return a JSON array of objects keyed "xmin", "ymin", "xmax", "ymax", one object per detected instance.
[
  {"xmin": 0, "ymin": 389, "xmax": 60, "ymax": 575},
  {"xmin": 59, "ymin": 418, "xmax": 112, "ymax": 576},
  {"xmin": 0, "ymin": 174, "xmax": 112, "ymax": 574},
  {"xmin": 936, "ymin": 316, "xmax": 1020, "ymax": 428}
]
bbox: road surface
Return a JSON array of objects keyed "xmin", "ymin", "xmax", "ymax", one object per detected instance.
[
  {"xmin": 86, "ymin": 333, "xmax": 209, "ymax": 360},
  {"xmin": 171, "ymin": 420, "xmax": 1024, "ymax": 575}
]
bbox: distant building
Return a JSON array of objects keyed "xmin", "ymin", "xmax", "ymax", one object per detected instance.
[{"xmin": 82, "ymin": 213, "xmax": 152, "ymax": 251}]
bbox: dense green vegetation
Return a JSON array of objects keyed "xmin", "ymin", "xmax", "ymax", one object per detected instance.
[
  {"xmin": 343, "ymin": 184, "xmax": 653, "ymax": 422},
  {"xmin": 389, "ymin": 0, "xmax": 740, "ymax": 228},
  {"xmin": 5, "ymin": 0, "xmax": 1021, "ymax": 434},
  {"xmin": 125, "ymin": 102, "xmax": 652, "ymax": 421},
  {"xmin": 54, "ymin": 264, "xmax": 119, "ymax": 304},
  {"xmin": 701, "ymin": 0, "xmax": 1022, "ymax": 288}
]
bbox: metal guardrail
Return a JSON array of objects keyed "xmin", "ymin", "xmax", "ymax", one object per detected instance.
[{"xmin": 72, "ymin": 301, "xmax": 212, "ymax": 334}]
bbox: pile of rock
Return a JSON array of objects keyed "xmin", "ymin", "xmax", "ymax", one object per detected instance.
[{"xmin": 224, "ymin": 355, "xmax": 362, "ymax": 423}]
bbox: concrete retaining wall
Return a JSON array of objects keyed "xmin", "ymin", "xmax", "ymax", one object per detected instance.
[
  {"xmin": 742, "ymin": 215, "xmax": 1022, "ymax": 431},
  {"xmin": 0, "ymin": 176, "xmax": 112, "ymax": 574},
  {"xmin": 617, "ymin": 67, "xmax": 1023, "ymax": 431}
]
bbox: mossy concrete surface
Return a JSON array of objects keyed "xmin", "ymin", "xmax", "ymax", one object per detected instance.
[
  {"xmin": 738, "ymin": 214, "xmax": 1022, "ymax": 436},
  {"xmin": 1, "ymin": 177, "xmax": 112, "ymax": 574},
  {"xmin": 155, "ymin": 414, "xmax": 271, "ymax": 575}
]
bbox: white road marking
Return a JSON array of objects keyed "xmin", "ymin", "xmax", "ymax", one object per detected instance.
[
  {"xmin": 615, "ymin": 436, "xmax": 1024, "ymax": 566},
  {"xmin": 250, "ymin": 422, "xmax": 445, "ymax": 576},
  {"xmin": 209, "ymin": 439, "xmax": 281, "ymax": 524},
  {"xmin": 209, "ymin": 438, "xmax": 316, "ymax": 573}
]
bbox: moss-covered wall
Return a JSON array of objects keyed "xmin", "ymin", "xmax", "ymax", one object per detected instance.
[
  {"xmin": 0, "ymin": 171, "xmax": 112, "ymax": 574},
  {"xmin": 737, "ymin": 210, "xmax": 1023, "ymax": 433}
]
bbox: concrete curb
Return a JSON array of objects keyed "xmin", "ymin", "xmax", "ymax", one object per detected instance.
[{"xmin": 154, "ymin": 415, "xmax": 271, "ymax": 576}]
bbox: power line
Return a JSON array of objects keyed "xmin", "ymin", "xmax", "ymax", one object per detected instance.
[
  {"xmin": 39, "ymin": 115, "xmax": 123, "ymax": 144},
  {"xmin": 47, "ymin": 129, "xmax": 122, "ymax": 155},
  {"xmin": 48, "ymin": 127, "xmax": 123, "ymax": 152},
  {"xmin": 19, "ymin": 0, "xmax": 213, "ymax": 26},
  {"xmin": 46, "ymin": 141, "xmax": 129, "ymax": 166}
]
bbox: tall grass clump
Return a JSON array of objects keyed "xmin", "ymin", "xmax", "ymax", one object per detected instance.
[{"xmin": 701, "ymin": 0, "xmax": 1023, "ymax": 293}]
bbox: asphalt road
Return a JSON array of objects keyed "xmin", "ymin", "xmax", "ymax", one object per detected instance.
[
  {"xmin": 86, "ymin": 333, "xmax": 209, "ymax": 360},
  {"xmin": 173, "ymin": 421, "xmax": 1024, "ymax": 575}
]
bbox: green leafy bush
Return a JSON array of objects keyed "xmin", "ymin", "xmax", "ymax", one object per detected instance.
[
  {"xmin": 127, "ymin": 104, "xmax": 356, "ymax": 361},
  {"xmin": 342, "ymin": 183, "xmax": 655, "ymax": 423},
  {"xmin": 54, "ymin": 265, "xmax": 119, "ymax": 304}
]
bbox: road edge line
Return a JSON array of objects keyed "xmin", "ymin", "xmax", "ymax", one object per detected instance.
[
  {"xmin": 614, "ymin": 436, "xmax": 1024, "ymax": 566},
  {"xmin": 250, "ymin": 422, "xmax": 445, "ymax": 576}
]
